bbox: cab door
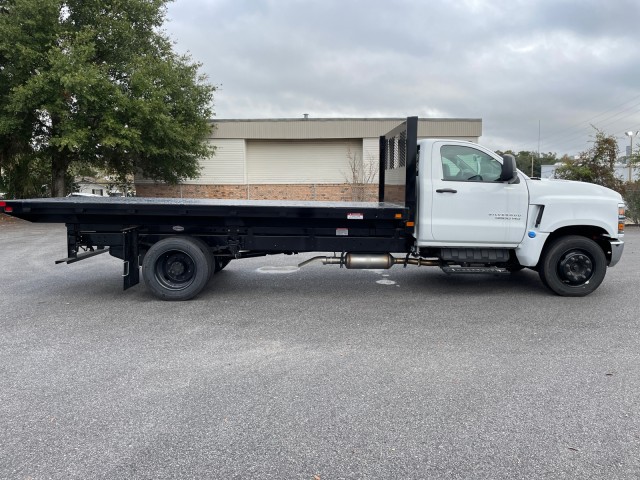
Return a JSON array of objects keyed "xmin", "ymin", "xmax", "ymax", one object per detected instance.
[{"xmin": 430, "ymin": 142, "xmax": 528, "ymax": 245}]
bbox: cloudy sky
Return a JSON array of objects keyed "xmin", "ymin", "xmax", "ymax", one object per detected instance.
[{"xmin": 164, "ymin": 0, "xmax": 640, "ymax": 157}]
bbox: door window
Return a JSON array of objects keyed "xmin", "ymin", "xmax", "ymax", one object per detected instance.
[{"xmin": 441, "ymin": 145, "xmax": 502, "ymax": 182}]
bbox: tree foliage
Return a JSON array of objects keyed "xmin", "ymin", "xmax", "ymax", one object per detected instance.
[
  {"xmin": 0, "ymin": 154, "xmax": 52, "ymax": 198},
  {"xmin": 624, "ymin": 181, "xmax": 640, "ymax": 224},
  {"xmin": 553, "ymin": 129, "xmax": 624, "ymax": 194},
  {"xmin": 0, "ymin": 0, "xmax": 215, "ymax": 197}
]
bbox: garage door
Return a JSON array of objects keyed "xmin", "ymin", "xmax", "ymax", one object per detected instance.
[{"xmin": 247, "ymin": 139, "xmax": 363, "ymax": 184}]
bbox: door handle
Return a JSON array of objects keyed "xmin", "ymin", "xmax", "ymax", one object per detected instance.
[{"xmin": 436, "ymin": 188, "xmax": 457, "ymax": 193}]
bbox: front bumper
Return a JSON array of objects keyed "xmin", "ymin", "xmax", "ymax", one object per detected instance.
[{"xmin": 608, "ymin": 239, "xmax": 624, "ymax": 267}]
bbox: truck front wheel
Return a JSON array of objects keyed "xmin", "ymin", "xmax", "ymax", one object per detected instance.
[
  {"xmin": 142, "ymin": 237, "xmax": 211, "ymax": 301},
  {"xmin": 538, "ymin": 235, "xmax": 606, "ymax": 297}
]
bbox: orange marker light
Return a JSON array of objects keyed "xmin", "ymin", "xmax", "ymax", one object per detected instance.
[
  {"xmin": 406, "ymin": 221, "xmax": 415, "ymax": 227},
  {"xmin": 395, "ymin": 213, "xmax": 403, "ymax": 219}
]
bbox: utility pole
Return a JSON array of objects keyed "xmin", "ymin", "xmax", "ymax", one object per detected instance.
[
  {"xmin": 537, "ymin": 120, "xmax": 541, "ymax": 177},
  {"xmin": 531, "ymin": 153, "xmax": 534, "ymax": 177},
  {"xmin": 626, "ymin": 131, "xmax": 638, "ymax": 182}
]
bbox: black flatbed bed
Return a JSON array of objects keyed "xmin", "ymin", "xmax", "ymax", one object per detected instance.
[
  {"xmin": 4, "ymin": 196, "xmax": 414, "ymax": 259},
  {"xmin": 5, "ymin": 197, "xmax": 409, "ymax": 224}
]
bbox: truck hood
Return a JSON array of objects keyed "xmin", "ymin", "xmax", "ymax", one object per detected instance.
[
  {"xmin": 524, "ymin": 177, "xmax": 623, "ymax": 237},
  {"xmin": 526, "ymin": 177, "xmax": 623, "ymax": 204}
]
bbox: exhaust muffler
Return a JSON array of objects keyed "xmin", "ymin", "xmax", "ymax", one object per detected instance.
[{"xmin": 298, "ymin": 253, "xmax": 438, "ymax": 269}]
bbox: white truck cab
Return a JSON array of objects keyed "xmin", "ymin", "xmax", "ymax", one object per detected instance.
[{"xmin": 414, "ymin": 139, "xmax": 625, "ymax": 296}]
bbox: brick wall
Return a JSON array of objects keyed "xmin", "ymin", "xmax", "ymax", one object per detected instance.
[{"xmin": 135, "ymin": 183, "xmax": 378, "ymax": 202}]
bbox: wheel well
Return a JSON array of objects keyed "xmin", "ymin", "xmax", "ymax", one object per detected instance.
[
  {"xmin": 541, "ymin": 226, "xmax": 612, "ymax": 265},
  {"xmin": 139, "ymin": 234, "xmax": 229, "ymax": 253}
]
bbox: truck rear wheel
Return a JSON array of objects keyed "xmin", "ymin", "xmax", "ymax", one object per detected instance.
[
  {"xmin": 189, "ymin": 237, "xmax": 215, "ymax": 280},
  {"xmin": 538, "ymin": 235, "xmax": 606, "ymax": 297},
  {"xmin": 142, "ymin": 236, "xmax": 211, "ymax": 301}
]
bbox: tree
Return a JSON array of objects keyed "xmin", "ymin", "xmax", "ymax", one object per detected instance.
[
  {"xmin": 0, "ymin": 0, "xmax": 215, "ymax": 197},
  {"xmin": 553, "ymin": 128, "xmax": 624, "ymax": 194},
  {"xmin": 344, "ymin": 148, "xmax": 377, "ymax": 201},
  {"xmin": 624, "ymin": 181, "xmax": 640, "ymax": 224},
  {"xmin": 0, "ymin": 154, "xmax": 52, "ymax": 198}
]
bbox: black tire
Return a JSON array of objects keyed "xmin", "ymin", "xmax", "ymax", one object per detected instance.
[
  {"xmin": 214, "ymin": 257, "xmax": 231, "ymax": 273},
  {"xmin": 189, "ymin": 237, "xmax": 215, "ymax": 280},
  {"xmin": 538, "ymin": 235, "xmax": 607, "ymax": 297},
  {"xmin": 142, "ymin": 237, "xmax": 211, "ymax": 301}
]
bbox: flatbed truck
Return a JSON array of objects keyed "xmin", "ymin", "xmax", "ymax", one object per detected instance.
[{"xmin": 1, "ymin": 117, "xmax": 626, "ymax": 300}]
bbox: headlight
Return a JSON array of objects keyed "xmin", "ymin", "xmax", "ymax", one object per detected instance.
[{"xmin": 618, "ymin": 203, "xmax": 626, "ymax": 234}]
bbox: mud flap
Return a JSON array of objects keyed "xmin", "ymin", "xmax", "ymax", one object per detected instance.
[{"xmin": 122, "ymin": 227, "xmax": 140, "ymax": 290}]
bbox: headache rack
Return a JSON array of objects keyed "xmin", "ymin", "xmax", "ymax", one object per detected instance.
[{"xmin": 379, "ymin": 116, "xmax": 418, "ymax": 224}]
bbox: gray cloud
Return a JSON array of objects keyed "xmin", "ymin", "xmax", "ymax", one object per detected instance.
[{"xmin": 165, "ymin": 0, "xmax": 640, "ymax": 156}]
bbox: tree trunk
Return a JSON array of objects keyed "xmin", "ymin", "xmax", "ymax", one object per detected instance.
[{"xmin": 51, "ymin": 153, "xmax": 68, "ymax": 197}]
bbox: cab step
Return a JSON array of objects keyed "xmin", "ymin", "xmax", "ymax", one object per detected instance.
[{"xmin": 441, "ymin": 266, "xmax": 510, "ymax": 275}]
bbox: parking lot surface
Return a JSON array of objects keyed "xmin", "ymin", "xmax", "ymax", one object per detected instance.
[{"xmin": 1, "ymin": 220, "xmax": 640, "ymax": 479}]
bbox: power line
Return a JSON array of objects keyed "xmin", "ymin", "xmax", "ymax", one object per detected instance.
[
  {"xmin": 507, "ymin": 97, "xmax": 640, "ymax": 155},
  {"xmin": 544, "ymin": 107, "xmax": 640, "ymax": 153},
  {"xmin": 496, "ymin": 95, "xmax": 640, "ymax": 156},
  {"xmin": 540, "ymin": 93, "xmax": 640, "ymax": 145}
]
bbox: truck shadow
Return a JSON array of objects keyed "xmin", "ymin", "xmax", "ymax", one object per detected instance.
[
  {"xmin": 196, "ymin": 264, "xmax": 551, "ymax": 302},
  {"xmin": 413, "ymin": 268, "xmax": 549, "ymax": 296}
]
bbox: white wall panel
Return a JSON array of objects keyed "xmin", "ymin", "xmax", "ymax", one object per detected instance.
[
  {"xmin": 247, "ymin": 140, "xmax": 362, "ymax": 184},
  {"xmin": 184, "ymin": 139, "xmax": 246, "ymax": 185}
]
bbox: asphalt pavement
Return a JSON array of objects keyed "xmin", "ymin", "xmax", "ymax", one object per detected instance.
[{"xmin": 1, "ymin": 220, "xmax": 639, "ymax": 479}]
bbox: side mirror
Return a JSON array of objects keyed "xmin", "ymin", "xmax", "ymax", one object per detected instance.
[{"xmin": 500, "ymin": 154, "xmax": 518, "ymax": 183}]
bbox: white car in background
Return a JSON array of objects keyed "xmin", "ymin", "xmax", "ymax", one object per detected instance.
[{"xmin": 66, "ymin": 192, "xmax": 104, "ymax": 197}]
